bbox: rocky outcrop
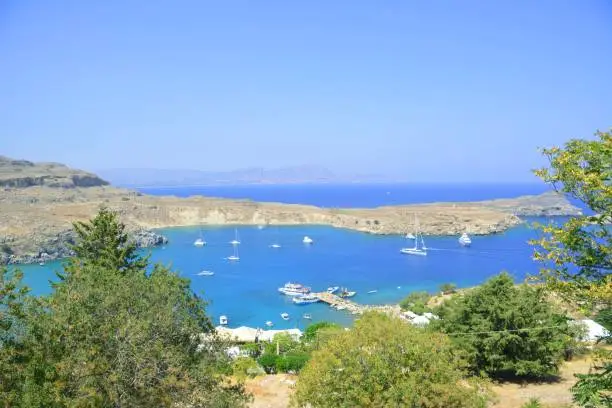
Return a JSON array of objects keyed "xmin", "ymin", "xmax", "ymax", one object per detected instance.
[{"xmin": 0, "ymin": 156, "xmax": 109, "ymax": 189}]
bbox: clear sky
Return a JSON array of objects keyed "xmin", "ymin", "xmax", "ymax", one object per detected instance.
[{"xmin": 1, "ymin": 1, "xmax": 611, "ymax": 182}]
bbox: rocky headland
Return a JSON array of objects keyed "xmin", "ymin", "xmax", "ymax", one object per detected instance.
[{"xmin": 0, "ymin": 157, "xmax": 581, "ymax": 265}]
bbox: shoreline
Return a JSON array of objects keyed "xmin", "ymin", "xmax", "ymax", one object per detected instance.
[{"xmin": 0, "ymin": 185, "xmax": 581, "ymax": 265}]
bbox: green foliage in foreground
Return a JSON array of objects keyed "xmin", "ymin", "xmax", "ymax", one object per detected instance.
[
  {"xmin": 433, "ymin": 272, "xmax": 573, "ymax": 379},
  {"xmin": 532, "ymin": 130, "xmax": 611, "ymax": 406},
  {"xmin": 399, "ymin": 290, "xmax": 431, "ymax": 314},
  {"xmin": 0, "ymin": 209, "xmax": 249, "ymax": 407},
  {"xmin": 302, "ymin": 321, "xmax": 341, "ymax": 343},
  {"xmin": 440, "ymin": 282, "xmax": 458, "ymax": 294},
  {"xmin": 293, "ymin": 312, "xmax": 490, "ymax": 408}
]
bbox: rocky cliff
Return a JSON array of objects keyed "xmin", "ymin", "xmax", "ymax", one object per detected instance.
[{"xmin": 0, "ymin": 156, "xmax": 109, "ymax": 188}]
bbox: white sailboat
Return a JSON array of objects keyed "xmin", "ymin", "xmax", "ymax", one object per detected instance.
[
  {"xmin": 269, "ymin": 227, "xmax": 281, "ymax": 248},
  {"xmin": 226, "ymin": 244, "xmax": 240, "ymax": 261},
  {"xmin": 230, "ymin": 228, "xmax": 241, "ymax": 245},
  {"xmin": 194, "ymin": 227, "xmax": 206, "ymax": 246},
  {"xmin": 400, "ymin": 214, "xmax": 428, "ymax": 256},
  {"xmin": 459, "ymin": 232, "xmax": 472, "ymax": 247}
]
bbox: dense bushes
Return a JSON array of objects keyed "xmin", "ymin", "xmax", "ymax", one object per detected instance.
[
  {"xmin": 432, "ymin": 272, "xmax": 574, "ymax": 379},
  {"xmin": 399, "ymin": 291, "xmax": 431, "ymax": 314}
]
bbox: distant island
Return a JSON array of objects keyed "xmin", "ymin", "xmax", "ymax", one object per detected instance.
[
  {"xmin": 0, "ymin": 156, "xmax": 581, "ymax": 265},
  {"xmin": 95, "ymin": 165, "xmax": 393, "ymax": 187}
]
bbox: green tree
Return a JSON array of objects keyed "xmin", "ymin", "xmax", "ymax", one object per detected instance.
[
  {"xmin": 399, "ymin": 290, "xmax": 431, "ymax": 314},
  {"xmin": 293, "ymin": 312, "xmax": 489, "ymax": 408},
  {"xmin": 65, "ymin": 206, "xmax": 148, "ymax": 275},
  {"xmin": 302, "ymin": 321, "xmax": 341, "ymax": 343},
  {"xmin": 433, "ymin": 272, "xmax": 572, "ymax": 379},
  {"xmin": 532, "ymin": 130, "xmax": 612, "ymax": 406},
  {"xmin": 2, "ymin": 210, "xmax": 249, "ymax": 407},
  {"xmin": 440, "ymin": 282, "xmax": 458, "ymax": 294}
]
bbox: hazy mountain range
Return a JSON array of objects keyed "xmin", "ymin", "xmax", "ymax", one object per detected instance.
[{"xmin": 96, "ymin": 165, "xmax": 393, "ymax": 187}]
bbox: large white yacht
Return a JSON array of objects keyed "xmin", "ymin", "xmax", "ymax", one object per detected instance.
[
  {"xmin": 278, "ymin": 282, "xmax": 311, "ymax": 296},
  {"xmin": 458, "ymin": 232, "xmax": 472, "ymax": 247}
]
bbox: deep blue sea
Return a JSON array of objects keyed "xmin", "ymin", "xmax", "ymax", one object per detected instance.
[{"xmin": 15, "ymin": 183, "xmax": 560, "ymax": 330}]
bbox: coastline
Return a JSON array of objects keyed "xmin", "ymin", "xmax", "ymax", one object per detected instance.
[{"xmin": 0, "ymin": 185, "xmax": 580, "ymax": 265}]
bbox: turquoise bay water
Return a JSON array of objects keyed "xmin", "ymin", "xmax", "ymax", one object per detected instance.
[{"xmin": 16, "ymin": 219, "xmax": 551, "ymax": 330}]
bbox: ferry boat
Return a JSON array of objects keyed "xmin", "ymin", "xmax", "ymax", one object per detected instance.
[
  {"xmin": 458, "ymin": 232, "xmax": 472, "ymax": 247},
  {"xmin": 302, "ymin": 236, "xmax": 314, "ymax": 244},
  {"xmin": 293, "ymin": 294, "xmax": 320, "ymax": 305},
  {"xmin": 280, "ymin": 312, "xmax": 290, "ymax": 320},
  {"xmin": 278, "ymin": 282, "xmax": 311, "ymax": 296},
  {"xmin": 219, "ymin": 315, "xmax": 228, "ymax": 325},
  {"xmin": 326, "ymin": 286, "xmax": 339, "ymax": 294}
]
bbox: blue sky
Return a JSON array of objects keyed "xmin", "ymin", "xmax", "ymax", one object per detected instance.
[{"xmin": 1, "ymin": 1, "xmax": 611, "ymax": 182}]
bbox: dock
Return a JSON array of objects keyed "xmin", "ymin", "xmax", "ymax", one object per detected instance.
[{"xmin": 312, "ymin": 292, "xmax": 366, "ymax": 315}]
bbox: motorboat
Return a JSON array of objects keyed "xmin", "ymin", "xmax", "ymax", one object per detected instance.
[
  {"xmin": 303, "ymin": 314, "xmax": 312, "ymax": 320},
  {"xmin": 302, "ymin": 236, "xmax": 314, "ymax": 244},
  {"xmin": 269, "ymin": 243, "xmax": 281, "ymax": 248},
  {"xmin": 197, "ymin": 270, "xmax": 214, "ymax": 276},
  {"xmin": 293, "ymin": 294, "xmax": 320, "ymax": 305},
  {"xmin": 278, "ymin": 282, "xmax": 311, "ymax": 296},
  {"xmin": 219, "ymin": 315, "xmax": 228, "ymax": 325},
  {"xmin": 367, "ymin": 290, "xmax": 378, "ymax": 294},
  {"xmin": 265, "ymin": 321, "xmax": 274, "ymax": 327},
  {"xmin": 459, "ymin": 232, "xmax": 472, "ymax": 247},
  {"xmin": 280, "ymin": 313, "xmax": 290, "ymax": 321},
  {"xmin": 405, "ymin": 233, "xmax": 416, "ymax": 239},
  {"xmin": 339, "ymin": 288, "xmax": 356, "ymax": 298},
  {"xmin": 326, "ymin": 286, "xmax": 339, "ymax": 294},
  {"xmin": 193, "ymin": 238, "xmax": 206, "ymax": 247}
]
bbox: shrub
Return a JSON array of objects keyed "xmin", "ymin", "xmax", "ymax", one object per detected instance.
[
  {"xmin": 232, "ymin": 357, "xmax": 263, "ymax": 379},
  {"xmin": 399, "ymin": 291, "xmax": 431, "ymax": 314},
  {"xmin": 276, "ymin": 352, "xmax": 310, "ymax": 373},
  {"xmin": 257, "ymin": 353, "xmax": 278, "ymax": 374},
  {"xmin": 439, "ymin": 282, "xmax": 457, "ymax": 294}
]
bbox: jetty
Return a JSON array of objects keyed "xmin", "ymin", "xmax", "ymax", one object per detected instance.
[{"xmin": 313, "ymin": 292, "xmax": 367, "ymax": 315}]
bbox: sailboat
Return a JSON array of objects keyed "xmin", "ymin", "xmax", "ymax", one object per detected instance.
[
  {"xmin": 193, "ymin": 227, "xmax": 206, "ymax": 246},
  {"xmin": 269, "ymin": 226, "xmax": 281, "ymax": 248},
  {"xmin": 400, "ymin": 214, "xmax": 428, "ymax": 256},
  {"xmin": 229, "ymin": 228, "xmax": 241, "ymax": 245},
  {"xmin": 226, "ymin": 244, "xmax": 240, "ymax": 261}
]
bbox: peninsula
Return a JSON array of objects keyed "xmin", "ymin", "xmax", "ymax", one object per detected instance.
[{"xmin": 0, "ymin": 156, "xmax": 581, "ymax": 265}]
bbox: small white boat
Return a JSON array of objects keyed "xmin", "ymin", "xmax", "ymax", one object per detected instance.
[
  {"xmin": 226, "ymin": 245, "xmax": 240, "ymax": 261},
  {"xmin": 197, "ymin": 270, "xmax": 214, "ymax": 276},
  {"xmin": 278, "ymin": 282, "xmax": 311, "ymax": 296},
  {"xmin": 336, "ymin": 305, "xmax": 347, "ymax": 310},
  {"xmin": 193, "ymin": 238, "xmax": 206, "ymax": 247},
  {"xmin": 303, "ymin": 314, "xmax": 312, "ymax": 320},
  {"xmin": 280, "ymin": 313, "xmax": 290, "ymax": 320},
  {"xmin": 459, "ymin": 232, "xmax": 472, "ymax": 247},
  {"xmin": 39, "ymin": 262, "xmax": 45, "ymax": 266},
  {"xmin": 219, "ymin": 315, "xmax": 228, "ymax": 325},
  {"xmin": 257, "ymin": 225, "xmax": 265, "ymax": 230},
  {"xmin": 293, "ymin": 294, "xmax": 320, "ymax": 305},
  {"xmin": 302, "ymin": 236, "xmax": 314, "ymax": 244},
  {"xmin": 229, "ymin": 228, "xmax": 241, "ymax": 245},
  {"xmin": 265, "ymin": 321, "xmax": 274, "ymax": 327},
  {"xmin": 326, "ymin": 286, "xmax": 339, "ymax": 294},
  {"xmin": 269, "ymin": 243, "xmax": 281, "ymax": 248},
  {"xmin": 405, "ymin": 233, "xmax": 416, "ymax": 239},
  {"xmin": 367, "ymin": 290, "xmax": 377, "ymax": 294}
]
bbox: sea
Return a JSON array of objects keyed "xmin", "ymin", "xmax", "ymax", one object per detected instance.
[{"xmin": 15, "ymin": 183, "xmax": 562, "ymax": 330}]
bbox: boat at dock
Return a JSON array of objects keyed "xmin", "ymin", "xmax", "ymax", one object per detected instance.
[
  {"xmin": 326, "ymin": 286, "xmax": 339, "ymax": 294},
  {"xmin": 280, "ymin": 312, "xmax": 290, "ymax": 320},
  {"xmin": 293, "ymin": 294, "xmax": 320, "ymax": 305},
  {"xmin": 278, "ymin": 282, "xmax": 311, "ymax": 296},
  {"xmin": 459, "ymin": 232, "xmax": 472, "ymax": 247},
  {"xmin": 339, "ymin": 288, "xmax": 356, "ymax": 298}
]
